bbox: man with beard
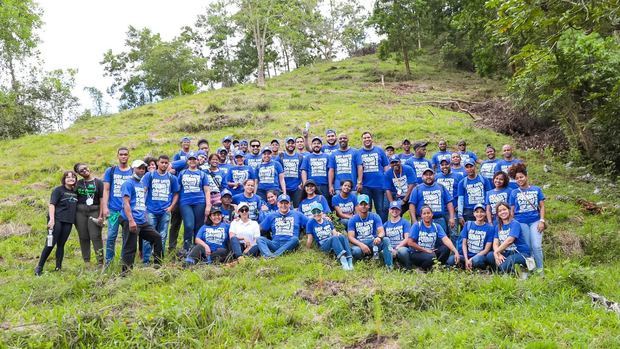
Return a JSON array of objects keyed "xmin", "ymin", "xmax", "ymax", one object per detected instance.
[
  {"xmin": 405, "ymin": 141, "xmax": 433, "ymax": 183},
  {"xmin": 398, "ymin": 139, "xmax": 414, "ymax": 162},
  {"xmin": 258, "ymin": 194, "xmax": 309, "ymax": 258},
  {"xmin": 278, "ymin": 137, "xmax": 304, "ymax": 207},
  {"xmin": 355, "ymin": 131, "xmax": 389, "ymax": 221},
  {"xmin": 302, "ymin": 137, "xmax": 331, "ymax": 206},
  {"xmin": 328, "ymin": 133, "xmax": 357, "ymax": 196},
  {"xmin": 409, "ymin": 167, "xmax": 456, "ymax": 234},
  {"xmin": 245, "ymin": 139, "xmax": 263, "ymax": 169},
  {"xmin": 431, "ymin": 139, "xmax": 451, "ymax": 170},
  {"xmin": 321, "ymin": 129, "xmax": 339, "ymax": 155},
  {"xmin": 384, "ymin": 155, "xmax": 416, "ymax": 218}
]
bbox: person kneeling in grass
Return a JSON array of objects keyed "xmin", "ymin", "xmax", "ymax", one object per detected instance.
[
  {"xmin": 305, "ymin": 202, "xmax": 354, "ymax": 270},
  {"xmin": 347, "ymin": 194, "xmax": 393, "ymax": 270},
  {"xmin": 406, "ymin": 205, "xmax": 459, "ymax": 271},
  {"xmin": 257, "ymin": 194, "xmax": 309, "ymax": 258},
  {"xmin": 485, "ymin": 202, "xmax": 531, "ymax": 274},
  {"xmin": 447, "ymin": 204, "xmax": 493, "ymax": 270},
  {"xmin": 184, "ymin": 207, "xmax": 230, "ymax": 266}
]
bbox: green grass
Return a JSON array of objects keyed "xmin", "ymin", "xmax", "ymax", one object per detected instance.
[{"xmin": 0, "ymin": 54, "xmax": 619, "ymax": 347}]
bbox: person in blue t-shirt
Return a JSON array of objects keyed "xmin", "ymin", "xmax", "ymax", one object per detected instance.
[
  {"xmin": 436, "ymin": 159, "xmax": 463, "ymax": 228},
  {"xmin": 384, "ymin": 145, "xmax": 395, "ymax": 159},
  {"xmin": 258, "ymin": 194, "xmax": 309, "ymax": 258},
  {"xmin": 321, "ymin": 129, "xmax": 339, "ymax": 155},
  {"xmin": 450, "ymin": 153, "xmax": 465, "ymax": 177},
  {"xmin": 409, "ymin": 168, "xmax": 456, "ymax": 233},
  {"xmin": 231, "ymin": 179, "xmax": 263, "ymax": 222},
  {"xmin": 479, "ymin": 144, "xmax": 498, "ymax": 181},
  {"xmin": 302, "ymin": 137, "xmax": 331, "ymax": 205},
  {"xmin": 204, "ymin": 154, "xmax": 226, "ymax": 206},
  {"xmin": 383, "ymin": 201, "xmax": 412, "ymax": 269},
  {"xmin": 219, "ymin": 189, "xmax": 235, "ymax": 223},
  {"xmin": 384, "ymin": 155, "xmax": 416, "ymax": 215},
  {"xmin": 141, "ymin": 155, "xmax": 179, "ymax": 264},
  {"xmin": 508, "ymin": 163, "xmax": 546, "ymax": 273},
  {"xmin": 457, "ymin": 159, "xmax": 492, "ymax": 225},
  {"xmin": 406, "ymin": 205, "xmax": 460, "ymax": 271},
  {"xmin": 298, "ymin": 180, "xmax": 331, "ymax": 218},
  {"xmin": 173, "ymin": 136, "xmax": 191, "ymax": 161},
  {"xmin": 244, "ymin": 139, "xmax": 263, "ymax": 169},
  {"xmin": 347, "ymin": 194, "xmax": 393, "ymax": 269},
  {"xmin": 102, "ymin": 147, "xmax": 134, "ymax": 265},
  {"xmin": 328, "ymin": 133, "xmax": 357, "ymax": 196},
  {"xmin": 447, "ymin": 204, "xmax": 493, "ymax": 270},
  {"xmin": 485, "ymin": 171, "xmax": 511, "ymax": 223},
  {"xmin": 431, "ymin": 140, "xmax": 451, "ymax": 170},
  {"xmin": 226, "ymin": 151, "xmax": 256, "ymax": 196},
  {"xmin": 178, "ymin": 152, "xmax": 212, "ymax": 251},
  {"xmin": 485, "ymin": 202, "xmax": 531, "ymax": 274},
  {"xmin": 398, "ymin": 139, "xmax": 414, "ymax": 162},
  {"xmin": 456, "ymin": 140, "xmax": 479, "ymax": 164},
  {"xmin": 256, "ymin": 147, "xmax": 286, "ymax": 201},
  {"xmin": 405, "ymin": 141, "xmax": 433, "ymax": 182},
  {"xmin": 279, "ymin": 137, "xmax": 304, "ymax": 207},
  {"xmin": 119, "ymin": 160, "xmax": 163, "ymax": 273},
  {"xmin": 331, "ymin": 179, "xmax": 357, "ymax": 227},
  {"xmin": 305, "ymin": 202, "xmax": 354, "ymax": 270},
  {"xmin": 184, "ymin": 207, "xmax": 231, "ymax": 265},
  {"xmin": 495, "ymin": 144, "xmax": 522, "ymax": 189},
  {"xmin": 355, "ymin": 132, "xmax": 389, "ymax": 221}
]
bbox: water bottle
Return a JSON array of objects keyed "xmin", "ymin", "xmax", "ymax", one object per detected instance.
[
  {"xmin": 46, "ymin": 228, "xmax": 54, "ymax": 247},
  {"xmin": 372, "ymin": 245, "xmax": 379, "ymax": 259},
  {"xmin": 89, "ymin": 216, "xmax": 104, "ymax": 227}
]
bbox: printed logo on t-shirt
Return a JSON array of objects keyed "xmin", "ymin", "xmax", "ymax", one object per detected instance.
[
  {"xmin": 314, "ymin": 224, "xmax": 332, "ymax": 242},
  {"xmin": 385, "ymin": 225, "xmax": 404, "ymax": 247},
  {"xmin": 247, "ymin": 158, "xmax": 262, "ymax": 169},
  {"xmin": 466, "ymin": 182, "xmax": 485, "ymax": 205},
  {"xmin": 437, "ymin": 177, "xmax": 455, "ymax": 195},
  {"xmin": 274, "ymin": 216, "xmax": 294, "ymax": 236},
  {"xmin": 467, "ymin": 228, "xmax": 486, "ymax": 253},
  {"xmin": 480, "ymin": 163, "xmax": 495, "ymax": 178},
  {"xmin": 355, "ymin": 220, "xmax": 375, "ymax": 239},
  {"xmin": 282, "ymin": 158, "xmax": 300, "ymax": 177},
  {"xmin": 231, "ymin": 169, "xmax": 249, "ymax": 184},
  {"xmin": 337, "ymin": 201, "xmax": 355, "ymax": 214},
  {"xmin": 204, "ymin": 227, "xmax": 226, "ymax": 245},
  {"xmin": 310, "ymin": 157, "xmax": 328, "ymax": 177},
  {"xmin": 135, "ymin": 187, "xmax": 146, "ymax": 212},
  {"xmin": 418, "ymin": 229, "xmax": 437, "ymax": 250},
  {"xmin": 392, "ymin": 176, "xmax": 408, "ymax": 197},
  {"xmin": 259, "ymin": 165, "xmax": 276, "ymax": 184},
  {"xmin": 300, "ymin": 202, "xmax": 314, "ymax": 217},
  {"xmin": 412, "ymin": 161, "xmax": 428, "ymax": 178},
  {"xmin": 182, "ymin": 174, "xmax": 202, "ymax": 193},
  {"xmin": 113, "ymin": 174, "xmax": 132, "ymax": 198},
  {"xmin": 488, "ymin": 192, "xmax": 508, "ymax": 214},
  {"xmin": 361, "ymin": 153, "xmax": 379, "ymax": 173},
  {"xmin": 422, "ymin": 189, "xmax": 442, "ymax": 213},
  {"xmin": 498, "ymin": 226, "xmax": 516, "ymax": 251},
  {"xmin": 151, "ymin": 178, "xmax": 171, "ymax": 201},
  {"xmin": 335, "ymin": 154, "xmax": 352, "ymax": 174},
  {"xmin": 516, "ymin": 191, "xmax": 538, "ymax": 213}
]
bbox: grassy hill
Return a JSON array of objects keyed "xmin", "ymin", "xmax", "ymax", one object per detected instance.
[{"xmin": 1, "ymin": 54, "xmax": 619, "ymax": 347}]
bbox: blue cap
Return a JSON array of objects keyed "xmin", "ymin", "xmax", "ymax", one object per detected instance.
[
  {"xmin": 240, "ymin": 139, "xmax": 248, "ymax": 145},
  {"xmin": 389, "ymin": 201, "xmax": 402, "ymax": 210},
  {"xmin": 474, "ymin": 203, "xmax": 485, "ymax": 211},
  {"xmin": 222, "ymin": 135, "xmax": 232, "ymax": 142},
  {"xmin": 358, "ymin": 194, "xmax": 370, "ymax": 205},
  {"xmin": 389, "ymin": 155, "xmax": 400, "ymax": 163},
  {"xmin": 221, "ymin": 189, "xmax": 232, "ymax": 197},
  {"xmin": 464, "ymin": 159, "xmax": 476, "ymax": 167},
  {"xmin": 277, "ymin": 194, "xmax": 291, "ymax": 203},
  {"xmin": 196, "ymin": 150, "xmax": 207, "ymax": 158},
  {"xmin": 325, "ymin": 129, "xmax": 336, "ymax": 136},
  {"xmin": 261, "ymin": 146, "xmax": 272, "ymax": 154},
  {"xmin": 187, "ymin": 151, "xmax": 198, "ymax": 160},
  {"xmin": 311, "ymin": 136, "xmax": 322, "ymax": 144},
  {"xmin": 310, "ymin": 202, "xmax": 323, "ymax": 213},
  {"xmin": 181, "ymin": 136, "xmax": 191, "ymax": 142},
  {"xmin": 439, "ymin": 158, "xmax": 450, "ymax": 164},
  {"xmin": 234, "ymin": 150, "xmax": 245, "ymax": 158},
  {"xmin": 285, "ymin": 136, "xmax": 295, "ymax": 143}
]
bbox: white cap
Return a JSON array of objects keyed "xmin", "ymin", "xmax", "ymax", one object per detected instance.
[{"xmin": 131, "ymin": 160, "xmax": 147, "ymax": 168}]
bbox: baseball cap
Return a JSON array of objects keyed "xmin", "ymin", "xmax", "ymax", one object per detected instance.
[
  {"xmin": 311, "ymin": 136, "xmax": 323, "ymax": 144},
  {"xmin": 209, "ymin": 206, "xmax": 222, "ymax": 214},
  {"xmin": 234, "ymin": 150, "xmax": 245, "ymax": 158},
  {"xmin": 304, "ymin": 179, "xmax": 317, "ymax": 187},
  {"xmin": 217, "ymin": 147, "xmax": 228, "ymax": 154},
  {"xmin": 474, "ymin": 203, "xmax": 485, "ymax": 211},
  {"xmin": 261, "ymin": 146, "xmax": 272, "ymax": 154},
  {"xmin": 237, "ymin": 202, "xmax": 250, "ymax": 211},
  {"xmin": 413, "ymin": 141, "xmax": 429, "ymax": 150},
  {"xmin": 358, "ymin": 194, "xmax": 370, "ymax": 205},
  {"xmin": 389, "ymin": 155, "xmax": 400, "ymax": 163},
  {"xmin": 389, "ymin": 201, "xmax": 402, "ymax": 210},
  {"xmin": 221, "ymin": 189, "xmax": 232, "ymax": 197},
  {"xmin": 422, "ymin": 167, "xmax": 434, "ymax": 174},
  {"xmin": 271, "ymin": 139, "xmax": 280, "ymax": 145},
  {"xmin": 285, "ymin": 136, "xmax": 295, "ymax": 143},
  {"xmin": 464, "ymin": 159, "xmax": 476, "ymax": 167},
  {"xmin": 131, "ymin": 160, "xmax": 147, "ymax": 168},
  {"xmin": 181, "ymin": 136, "xmax": 191, "ymax": 142},
  {"xmin": 310, "ymin": 202, "xmax": 323, "ymax": 214},
  {"xmin": 222, "ymin": 135, "xmax": 232, "ymax": 142},
  {"xmin": 325, "ymin": 129, "xmax": 336, "ymax": 136},
  {"xmin": 187, "ymin": 151, "xmax": 198, "ymax": 160},
  {"xmin": 385, "ymin": 145, "xmax": 395, "ymax": 151},
  {"xmin": 277, "ymin": 194, "xmax": 291, "ymax": 203},
  {"xmin": 240, "ymin": 139, "xmax": 248, "ymax": 145}
]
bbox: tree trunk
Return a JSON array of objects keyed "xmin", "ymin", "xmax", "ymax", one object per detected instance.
[
  {"xmin": 417, "ymin": 19, "xmax": 422, "ymax": 49},
  {"xmin": 402, "ymin": 43, "xmax": 411, "ymax": 76}
]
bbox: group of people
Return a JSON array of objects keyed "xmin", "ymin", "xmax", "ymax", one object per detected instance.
[{"xmin": 35, "ymin": 129, "xmax": 546, "ymax": 277}]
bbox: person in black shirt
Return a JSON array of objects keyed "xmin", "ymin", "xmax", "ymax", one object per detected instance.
[
  {"xmin": 35, "ymin": 171, "xmax": 78, "ymax": 275},
  {"xmin": 74, "ymin": 163, "xmax": 105, "ymax": 267}
]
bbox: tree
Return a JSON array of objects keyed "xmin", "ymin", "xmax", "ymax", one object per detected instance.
[
  {"xmin": 313, "ymin": 0, "xmax": 368, "ymax": 60},
  {"xmin": 83, "ymin": 86, "xmax": 108, "ymax": 116},
  {"xmin": 31, "ymin": 69, "xmax": 79, "ymax": 130},
  {"xmin": 0, "ymin": 88, "xmax": 44, "ymax": 139}
]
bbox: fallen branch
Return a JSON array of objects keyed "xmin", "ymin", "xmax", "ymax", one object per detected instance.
[{"xmin": 412, "ymin": 100, "xmax": 481, "ymax": 120}]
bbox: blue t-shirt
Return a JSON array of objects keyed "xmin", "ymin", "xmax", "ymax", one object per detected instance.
[
  {"xmin": 218, "ymin": 163, "xmax": 231, "ymax": 177},
  {"xmin": 306, "ymin": 219, "xmax": 335, "ymax": 248},
  {"xmin": 451, "ymin": 166, "xmax": 465, "ymax": 177},
  {"xmin": 196, "ymin": 222, "xmax": 230, "ymax": 250},
  {"xmin": 347, "ymin": 213, "xmax": 383, "ymax": 240},
  {"xmin": 321, "ymin": 144, "xmax": 339, "ymax": 155},
  {"xmin": 225, "ymin": 165, "xmax": 256, "ymax": 196},
  {"xmin": 103, "ymin": 166, "xmax": 134, "ymax": 211},
  {"xmin": 495, "ymin": 220, "xmax": 530, "ymax": 255},
  {"xmin": 142, "ymin": 171, "xmax": 180, "ymax": 215},
  {"xmin": 205, "ymin": 168, "xmax": 226, "ymax": 193},
  {"xmin": 232, "ymin": 193, "xmax": 263, "ymax": 221},
  {"xmin": 332, "ymin": 193, "xmax": 357, "ymax": 215},
  {"xmin": 485, "ymin": 187, "xmax": 512, "ymax": 217},
  {"xmin": 170, "ymin": 159, "xmax": 188, "ymax": 176},
  {"xmin": 409, "ymin": 221, "xmax": 447, "ymax": 250},
  {"xmin": 120, "ymin": 178, "xmax": 147, "ymax": 225},
  {"xmin": 460, "ymin": 221, "xmax": 494, "ymax": 256},
  {"xmin": 244, "ymin": 153, "xmax": 263, "ymax": 169},
  {"xmin": 257, "ymin": 160, "xmax": 283, "ymax": 191},
  {"xmin": 384, "ymin": 165, "xmax": 416, "ymax": 200},
  {"xmin": 431, "ymin": 151, "xmax": 452, "ymax": 169},
  {"xmin": 405, "ymin": 157, "xmax": 433, "ymax": 182},
  {"xmin": 260, "ymin": 210, "xmax": 309, "ymax": 243},
  {"xmin": 457, "ymin": 175, "xmax": 492, "ymax": 210},
  {"xmin": 398, "ymin": 153, "xmax": 414, "ymax": 162},
  {"xmin": 278, "ymin": 153, "xmax": 304, "ymax": 191},
  {"xmin": 495, "ymin": 158, "xmax": 522, "ymax": 189},
  {"xmin": 178, "ymin": 169, "xmax": 210, "ymax": 206},
  {"xmin": 479, "ymin": 159, "xmax": 498, "ymax": 180},
  {"xmin": 301, "ymin": 153, "xmax": 330, "ymax": 185},
  {"xmin": 328, "ymin": 148, "xmax": 357, "ymax": 190},
  {"xmin": 458, "ymin": 151, "xmax": 478, "ymax": 164},
  {"xmin": 384, "ymin": 218, "xmax": 411, "ymax": 248},
  {"xmin": 298, "ymin": 195, "xmax": 331, "ymax": 218},
  {"xmin": 509, "ymin": 186, "xmax": 545, "ymax": 224},
  {"xmin": 436, "ymin": 171, "xmax": 463, "ymax": 208},
  {"xmin": 410, "ymin": 182, "xmax": 453, "ymax": 217},
  {"xmin": 173, "ymin": 150, "xmax": 190, "ymax": 162},
  {"xmin": 355, "ymin": 147, "xmax": 389, "ymax": 189}
]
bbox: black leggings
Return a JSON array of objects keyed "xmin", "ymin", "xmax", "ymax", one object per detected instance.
[{"xmin": 37, "ymin": 221, "xmax": 73, "ymax": 269}]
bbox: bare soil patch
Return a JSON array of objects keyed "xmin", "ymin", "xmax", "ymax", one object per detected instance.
[
  {"xmin": 0, "ymin": 222, "xmax": 31, "ymax": 239},
  {"xmin": 345, "ymin": 335, "xmax": 399, "ymax": 349}
]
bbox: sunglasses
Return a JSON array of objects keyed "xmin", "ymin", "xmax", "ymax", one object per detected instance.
[
  {"xmin": 239, "ymin": 208, "xmax": 249, "ymax": 213},
  {"xmin": 250, "ymin": 144, "xmax": 260, "ymax": 148},
  {"xmin": 118, "ymin": 153, "xmax": 129, "ymax": 156},
  {"xmin": 311, "ymin": 209, "xmax": 322, "ymax": 215}
]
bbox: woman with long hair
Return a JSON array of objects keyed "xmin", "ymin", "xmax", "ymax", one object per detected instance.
[
  {"xmin": 485, "ymin": 202, "xmax": 531, "ymax": 274},
  {"xmin": 73, "ymin": 163, "xmax": 105, "ymax": 267}
]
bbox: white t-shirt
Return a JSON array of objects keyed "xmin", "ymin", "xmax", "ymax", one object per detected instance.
[{"xmin": 229, "ymin": 219, "xmax": 261, "ymax": 246}]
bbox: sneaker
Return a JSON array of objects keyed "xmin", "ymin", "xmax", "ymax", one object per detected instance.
[
  {"xmin": 340, "ymin": 255, "xmax": 350, "ymax": 270},
  {"xmin": 347, "ymin": 257, "xmax": 354, "ymax": 270},
  {"xmin": 34, "ymin": 265, "xmax": 42, "ymax": 276}
]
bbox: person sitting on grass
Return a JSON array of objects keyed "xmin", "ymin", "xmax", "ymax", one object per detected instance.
[
  {"xmin": 347, "ymin": 194, "xmax": 393, "ymax": 270},
  {"xmin": 383, "ymin": 201, "xmax": 412, "ymax": 269},
  {"xmin": 447, "ymin": 204, "xmax": 493, "ymax": 270},
  {"xmin": 305, "ymin": 202, "xmax": 354, "ymax": 270},
  {"xmin": 257, "ymin": 194, "xmax": 309, "ymax": 258},
  {"xmin": 406, "ymin": 205, "xmax": 459, "ymax": 271},
  {"xmin": 485, "ymin": 202, "xmax": 531, "ymax": 274},
  {"xmin": 229, "ymin": 203, "xmax": 261, "ymax": 260},
  {"xmin": 184, "ymin": 207, "xmax": 231, "ymax": 266}
]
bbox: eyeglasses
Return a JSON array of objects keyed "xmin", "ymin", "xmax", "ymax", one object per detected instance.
[
  {"xmin": 239, "ymin": 208, "xmax": 249, "ymax": 213},
  {"xmin": 78, "ymin": 167, "xmax": 89, "ymax": 173}
]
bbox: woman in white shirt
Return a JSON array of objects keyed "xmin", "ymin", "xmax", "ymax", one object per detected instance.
[{"xmin": 229, "ymin": 202, "xmax": 261, "ymax": 259}]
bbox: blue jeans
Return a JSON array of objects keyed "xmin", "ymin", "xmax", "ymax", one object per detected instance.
[
  {"xmin": 395, "ymin": 246, "xmax": 412, "ymax": 269},
  {"xmin": 142, "ymin": 212, "xmax": 170, "ymax": 263},
  {"xmin": 257, "ymin": 236, "xmax": 299, "ymax": 258},
  {"xmin": 485, "ymin": 250, "xmax": 527, "ymax": 273},
  {"xmin": 351, "ymin": 237, "xmax": 393, "ymax": 267},
  {"xmin": 519, "ymin": 221, "xmax": 543, "ymax": 271},
  {"xmin": 180, "ymin": 203, "xmax": 206, "ymax": 251},
  {"xmin": 361, "ymin": 187, "xmax": 387, "ymax": 221},
  {"xmin": 105, "ymin": 210, "xmax": 121, "ymax": 263},
  {"xmin": 230, "ymin": 236, "xmax": 260, "ymax": 258},
  {"xmin": 319, "ymin": 235, "xmax": 352, "ymax": 258},
  {"xmin": 447, "ymin": 253, "xmax": 488, "ymax": 269}
]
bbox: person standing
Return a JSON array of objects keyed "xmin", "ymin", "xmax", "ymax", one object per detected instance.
[
  {"xmin": 321, "ymin": 129, "xmax": 339, "ymax": 155},
  {"xmin": 456, "ymin": 140, "xmax": 479, "ymax": 164},
  {"xmin": 355, "ymin": 132, "xmax": 389, "ymax": 221},
  {"xmin": 405, "ymin": 141, "xmax": 432, "ymax": 183},
  {"xmin": 245, "ymin": 139, "xmax": 263, "ymax": 169},
  {"xmin": 255, "ymin": 147, "xmax": 286, "ymax": 201},
  {"xmin": 302, "ymin": 137, "xmax": 331, "ymax": 204},
  {"xmin": 398, "ymin": 139, "xmax": 414, "ymax": 162},
  {"xmin": 431, "ymin": 140, "xmax": 451, "ymax": 170},
  {"xmin": 278, "ymin": 137, "xmax": 304, "ymax": 207},
  {"xmin": 173, "ymin": 137, "xmax": 192, "ymax": 161},
  {"xmin": 495, "ymin": 144, "xmax": 522, "ymax": 189},
  {"xmin": 479, "ymin": 144, "xmax": 498, "ymax": 181},
  {"xmin": 409, "ymin": 168, "xmax": 456, "ymax": 233},
  {"xmin": 225, "ymin": 151, "xmax": 256, "ymax": 196},
  {"xmin": 178, "ymin": 152, "xmax": 212, "ymax": 251},
  {"xmin": 73, "ymin": 163, "xmax": 104, "ymax": 267},
  {"xmin": 328, "ymin": 133, "xmax": 357, "ymax": 197}
]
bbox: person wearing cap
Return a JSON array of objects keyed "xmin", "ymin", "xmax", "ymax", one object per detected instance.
[
  {"xmin": 404, "ymin": 141, "xmax": 432, "ymax": 183},
  {"xmin": 347, "ymin": 194, "xmax": 393, "ymax": 269},
  {"xmin": 178, "ymin": 151, "xmax": 212, "ymax": 251},
  {"xmin": 204, "ymin": 153, "xmax": 225, "ymax": 206},
  {"xmin": 457, "ymin": 158, "xmax": 492, "ymax": 226},
  {"xmin": 479, "ymin": 144, "xmax": 498, "ymax": 181},
  {"xmin": 384, "ymin": 155, "xmax": 416, "ymax": 216},
  {"xmin": 456, "ymin": 140, "xmax": 480, "ymax": 165},
  {"xmin": 229, "ymin": 203, "xmax": 261, "ymax": 259},
  {"xmin": 119, "ymin": 160, "xmax": 163, "ymax": 273},
  {"xmin": 141, "ymin": 154, "xmax": 179, "ymax": 264},
  {"xmin": 331, "ymin": 179, "xmax": 357, "ymax": 227},
  {"xmin": 485, "ymin": 202, "xmax": 531, "ymax": 274},
  {"xmin": 494, "ymin": 144, "xmax": 522, "ymax": 189},
  {"xmin": 197, "ymin": 139, "xmax": 210, "ymax": 156},
  {"xmin": 239, "ymin": 140, "xmax": 249, "ymax": 155},
  {"xmin": 447, "ymin": 203, "xmax": 493, "ymax": 270},
  {"xmin": 431, "ymin": 140, "xmax": 451, "ymax": 170},
  {"xmin": 321, "ymin": 129, "xmax": 339, "ymax": 155},
  {"xmin": 184, "ymin": 207, "xmax": 231, "ymax": 265},
  {"xmin": 217, "ymin": 147, "xmax": 232, "ymax": 166},
  {"xmin": 406, "ymin": 205, "xmax": 460, "ymax": 271},
  {"xmin": 384, "ymin": 145, "xmax": 395, "ymax": 159},
  {"xmin": 355, "ymin": 131, "xmax": 390, "ymax": 221},
  {"xmin": 328, "ymin": 133, "xmax": 357, "ymax": 197},
  {"xmin": 231, "ymin": 179, "xmax": 263, "ymax": 223},
  {"xmin": 306, "ymin": 202, "xmax": 354, "ymax": 270},
  {"xmin": 398, "ymin": 139, "xmax": 414, "ymax": 162},
  {"xmin": 409, "ymin": 167, "xmax": 456, "ymax": 234},
  {"xmin": 270, "ymin": 139, "xmax": 281, "ymax": 157},
  {"xmin": 298, "ymin": 179, "xmax": 331, "ymax": 218},
  {"xmin": 173, "ymin": 137, "xmax": 192, "ymax": 161},
  {"xmin": 435, "ymin": 158, "xmax": 463, "ymax": 235},
  {"xmin": 257, "ymin": 194, "xmax": 309, "ymax": 258},
  {"xmin": 278, "ymin": 136, "xmax": 304, "ymax": 207},
  {"xmin": 383, "ymin": 201, "xmax": 413, "ymax": 269},
  {"xmin": 222, "ymin": 135, "xmax": 233, "ymax": 153},
  {"xmin": 255, "ymin": 146, "xmax": 286, "ymax": 201},
  {"xmin": 301, "ymin": 137, "xmax": 331, "ymax": 205},
  {"xmin": 245, "ymin": 139, "xmax": 263, "ymax": 169},
  {"xmin": 450, "ymin": 152, "xmax": 465, "ymax": 177},
  {"xmin": 219, "ymin": 189, "xmax": 235, "ymax": 223},
  {"xmin": 485, "ymin": 171, "xmax": 511, "ymax": 224},
  {"xmin": 218, "ymin": 148, "xmax": 233, "ymax": 173},
  {"xmin": 102, "ymin": 147, "xmax": 133, "ymax": 265},
  {"xmin": 225, "ymin": 151, "xmax": 256, "ymax": 196}
]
